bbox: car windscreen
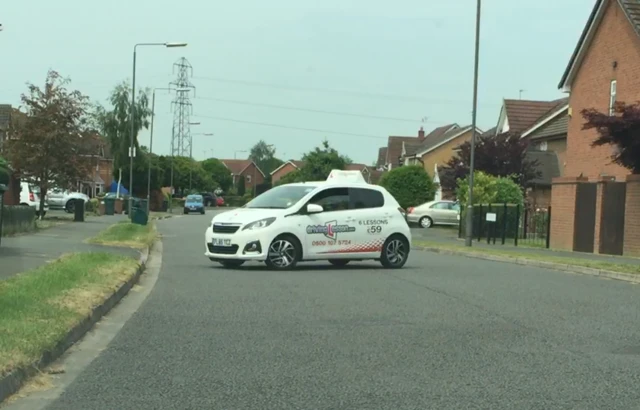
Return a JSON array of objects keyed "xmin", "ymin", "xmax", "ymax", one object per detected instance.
[
  {"xmin": 244, "ymin": 185, "xmax": 317, "ymax": 209},
  {"xmin": 186, "ymin": 196, "xmax": 203, "ymax": 203}
]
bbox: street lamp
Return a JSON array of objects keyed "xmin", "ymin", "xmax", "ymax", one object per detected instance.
[
  {"xmin": 129, "ymin": 41, "xmax": 187, "ymax": 216},
  {"xmin": 147, "ymin": 86, "xmax": 191, "ymax": 214},
  {"xmin": 464, "ymin": 0, "xmax": 482, "ymax": 247},
  {"xmin": 234, "ymin": 150, "xmax": 247, "ymax": 159}
]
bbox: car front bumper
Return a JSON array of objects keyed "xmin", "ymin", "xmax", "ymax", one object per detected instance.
[{"xmin": 204, "ymin": 226, "xmax": 272, "ymax": 261}]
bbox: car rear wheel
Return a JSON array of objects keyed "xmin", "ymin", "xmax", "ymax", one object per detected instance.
[
  {"xmin": 219, "ymin": 260, "xmax": 245, "ymax": 268},
  {"xmin": 265, "ymin": 235, "xmax": 300, "ymax": 270},
  {"xmin": 328, "ymin": 259, "xmax": 350, "ymax": 267},
  {"xmin": 419, "ymin": 216, "xmax": 433, "ymax": 228},
  {"xmin": 65, "ymin": 200, "xmax": 76, "ymax": 213},
  {"xmin": 380, "ymin": 234, "xmax": 409, "ymax": 269}
]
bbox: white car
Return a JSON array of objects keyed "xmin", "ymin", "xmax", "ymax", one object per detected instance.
[
  {"xmin": 19, "ymin": 182, "xmax": 49, "ymax": 217},
  {"xmin": 204, "ymin": 170, "xmax": 412, "ymax": 270}
]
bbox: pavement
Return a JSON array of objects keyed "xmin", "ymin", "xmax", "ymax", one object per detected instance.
[
  {"xmin": 411, "ymin": 224, "xmax": 640, "ymax": 266},
  {"xmin": 5, "ymin": 210, "xmax": 638, "ymax": 409},
  {"xmin": 0, "ymin": 211, "xmax": 139, "ymax": 280}
]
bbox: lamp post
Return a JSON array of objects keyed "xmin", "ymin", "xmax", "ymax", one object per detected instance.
[
  {"xmin": 186, "ymin": 122, "xmax": 202, "ymax": 190},
  {"xmin": 464, "ymin": 0, "xmax": 482, "ymax": 247},
  {"xmin": 147, "ymin": 86, "xmax": 190, "ymax": 214},
  {"xmin": 234, "ymin": 150, "xmax": 247, "ymax": 160},
  {"xmin": 129, "ymin": 42, "xmax": 187, "ymax": 216}
]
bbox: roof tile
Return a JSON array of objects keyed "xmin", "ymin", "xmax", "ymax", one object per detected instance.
[{"xmin": 504, "ymin": 99, "xmax": 560, "ymax": 133}]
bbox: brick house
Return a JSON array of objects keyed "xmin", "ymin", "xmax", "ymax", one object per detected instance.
[
  {"xmin": 557, "ymin": 0, "xmax": 640, "ymax": 180},
  {"xmin": 549, "ymin": 0, "xmax": 640, "ymax": 256},
  {"xmin": 78, "ymin": 136, "xmax": 114, "ymax": 198},
  {"xmin": 270, "ymin": 160, "xmax": 305, "ymax": 184},
  {"xmin": 518, "ymin": 98, "xmax": 570, "ymax": 208},
  {"xmin": 378, "ymin": 126, "xmax": 457, "ymax": 170},
  {"xmin": 221, "ymin": 159, "xmax": 265, "ymax": 193}
]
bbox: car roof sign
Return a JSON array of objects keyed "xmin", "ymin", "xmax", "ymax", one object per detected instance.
[{"xmin": 326, "ymin": 169, "xmax": 367, "ymax": 184}]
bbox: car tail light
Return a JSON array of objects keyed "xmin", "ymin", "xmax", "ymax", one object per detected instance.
[
  {"xmin": 407, "ymin": 207, "xmax": 414, "ymax": 214},
  {"xmin": 29, "ymin": 192, "xmax": 35, "ymax": 202}
]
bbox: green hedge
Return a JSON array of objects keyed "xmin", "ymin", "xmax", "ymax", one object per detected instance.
[
  {"xmin": 225, "ymin": 195, "xmax": 252, "ymax": 207},
  {"xmin": 2, "ymin": 205, "xmax": 36, "ymax": 236}
]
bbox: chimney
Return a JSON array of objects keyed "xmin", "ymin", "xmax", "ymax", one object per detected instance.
[{"xmin": 418, "ymin": 126, "xmax": 425, "ymax": 141}]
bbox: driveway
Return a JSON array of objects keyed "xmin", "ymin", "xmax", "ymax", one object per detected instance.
[{"xmin": 14, "ymin": 211, "xmax": 640, "ymax": 409}]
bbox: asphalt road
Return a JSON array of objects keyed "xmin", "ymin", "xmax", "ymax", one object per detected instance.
[{"xmin": 30, "ymin": 210, "xmax": 640, "ymax": 409}]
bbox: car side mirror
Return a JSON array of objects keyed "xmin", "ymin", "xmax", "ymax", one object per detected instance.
[{"xmin": 306, "ymin": 204, "xmax": 323, "ymax": 214}]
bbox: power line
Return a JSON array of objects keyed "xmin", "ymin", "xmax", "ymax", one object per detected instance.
[
  {"xmin": 193, "ymin": 75, "xmax": 495, "ymax": 106},
  {"xmin": 193, "ymin": 95, "xmax": 431, "ymax": 123},
  {"xmin": 190, "ymin": 114, "xmax": 388, "ymax": 140}
]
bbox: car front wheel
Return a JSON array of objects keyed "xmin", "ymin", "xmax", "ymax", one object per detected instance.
[
  {"xmin": 265, "ymin": 235, "xmax": 301, "ymax": 270},
  {"xmin": 380, "ymin": 235, "xmax": 410, "ymax": 269}
]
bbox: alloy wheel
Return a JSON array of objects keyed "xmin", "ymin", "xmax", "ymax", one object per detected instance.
[
  {"xmin": 268, "ymin": 239, "xmax": 296, "ymax": 268},
  {"xmin": 385, "ymin": 238, "xmax": 407, "ymax": 266}
]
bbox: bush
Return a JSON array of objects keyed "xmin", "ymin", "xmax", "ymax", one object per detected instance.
[
  {"xmin": 379, "ymin": 165, "xmax": 436, "ymax": 209},
  {"xmin": 456, "ymin": 171, "xmax": 523, "ymax": 207},
  {"xmin": 86, "ymin": 198, "xmax": 100, "ymax": 214},
  {"xmin": 1, "ymin": 205, "xmax": 36, "ymax": 236},
  {"xmin": 225, "ymin": 195, "xmax": 250, "ymax": 207}
]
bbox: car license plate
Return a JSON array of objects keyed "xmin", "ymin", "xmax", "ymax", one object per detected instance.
[{"xmin": 212, "ymin": 238, "xmax": 232, "ymax": 247}]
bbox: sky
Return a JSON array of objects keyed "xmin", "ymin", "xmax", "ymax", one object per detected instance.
[{"xmin": 0, "ymin": 0, "xmax": 592, "ymax": 165}]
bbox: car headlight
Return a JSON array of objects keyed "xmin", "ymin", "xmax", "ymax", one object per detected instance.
[{"xmin": 242, "ymin": 217, "xmax": 276, "ymax": 231}]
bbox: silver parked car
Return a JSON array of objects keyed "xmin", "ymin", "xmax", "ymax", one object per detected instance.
[
  {"xmin": 46, "ymin": 188, "xmax": 90, "ymax": 213},
  {"xmin": 406, "ymin": 200, "xmax": 461, "ymax": 228}
]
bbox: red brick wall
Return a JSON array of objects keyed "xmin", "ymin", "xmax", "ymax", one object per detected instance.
[
  {"xmin": 549, "ymin": 177, "xmax": 588, "ymax": 250},
  {"xmin": 593, "ymin": 178, "xmax": 616, "ymax": 253},
  {"xmin": 623, "ymin": 175, "xmax": 640, "ymax": 256},
  {"xmin": 240, "ymin": 163, "xmax": 265, "ymax": 193},
  {"xmin": 566, "ymin": 0, "xmax": 640, "ymax": 180},
  {"xmin": 271, "ymin": 163, "xmax": 296, "ymax": 185}
]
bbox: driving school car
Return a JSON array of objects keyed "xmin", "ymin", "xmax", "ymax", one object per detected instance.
[{"xmin": 204, "ymin": 170, "xmax": 411, "ymax": 270}]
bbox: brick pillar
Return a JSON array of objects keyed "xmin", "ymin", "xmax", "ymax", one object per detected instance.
[
  {"xmin": 623, "ymin": 174, "xmax": 640, "ymax": 256},
  {"xmin": 549, "ymin": 176, "xmax": 589, "ymax": 250},
  {"xmin": 593, "ymin": 176, "xmax": 616, "ymax": 254}
]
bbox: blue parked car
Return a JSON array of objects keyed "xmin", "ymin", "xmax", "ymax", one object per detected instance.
[{"xmin": 184, "ymin": 194, "xmax": 206, "ymax": 215}]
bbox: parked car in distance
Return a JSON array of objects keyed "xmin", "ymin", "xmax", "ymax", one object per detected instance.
[
  {"xmin": 20, "ymin": 182, "xmax": 49, "ymax": 217},
  {"xmin": 184, "ymin": 194, "xmax": 206, "ymax": 214},
  {"xmin": 200, "ymin": 192, "xmax": 217, "ymax": 207},
  {"xmin": 407, "ymin": 200, "xmax": 460, "ymax": 228},
  {"xmin": 47, "ymin": 187, "xmax": 90, "ymax": 213},
  {"xmin": 216, "ymin": 196, "xmax": 225, "ymax": 207}
]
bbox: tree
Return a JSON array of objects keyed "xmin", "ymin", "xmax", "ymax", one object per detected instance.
[
  {"xmin": 379, "ymin": 165, "xmax": 436, "ymax": 209},
  {"xmin": 0, "ymin": 156, "xmax": 10, "ymax": 186},
  {"xmin": 93, "ymin": 81, "xmax": 152, "ymax": 196},
  {"xmin": 159, "ymin": 156, "xmax": 216, "ymax": 195},
  {"xmin": 274, "ymin": 169, "xmax": 302, "ymax": 186},
  {"xmin": 439, "ymin": 131, "xmax": 541, "ymax": 196},
  {"xmin": 236, "ymin": 175, "xmax": 246, "ymax": 196},
  {"xmin": 582, "ymin": 101, "xmax": 640, "ymax": 173},
  {"xmin": 5, "ymin": 70, "xmax": 96, "ymax": 216},
  {"xmin": 298, "ymin": 139, "xmax": 350, "ymax": 181},
  {"xmin": 248, "ymin": 140, "xmax": 284, "ymax": 177},
  {"xmin": 201, "ymin": 158, "xmax": 233, "ymax": 191},
  {"xmin": 455, "ymin": 171, "xmax": 523, "ymax": 207}
]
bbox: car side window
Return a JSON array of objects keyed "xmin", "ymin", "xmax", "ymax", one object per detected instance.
[
  {"xmin": 349, "ymin": 188, "xmax": 384, "ymax": 209},
  {"xmin": 309, "ymin": 188, "xmax": 350, "ymax": 212},
  {"xmin": 430, "ymin": 202, "xmax": 450, "ymax": 210},
  {"xmin": 451, "ymin": 203, "xmax": 461, "ymax": 212}
]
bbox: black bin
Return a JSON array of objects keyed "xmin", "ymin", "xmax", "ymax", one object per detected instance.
[{"xmin": 73, "ymin": 199, "xmax": 85, "ymax": 222}]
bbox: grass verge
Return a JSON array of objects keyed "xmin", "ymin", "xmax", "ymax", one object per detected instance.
[
  {"xmin": 87, "ymin": 221, "xmax": 156, "ymax": 249},
  {"xmin": 414, "ymin": 240, "xmax": 640, "ymax": 275},
  {"xmin": 0, "ymin": 252, "xmax": 139, "ymax": 377}
]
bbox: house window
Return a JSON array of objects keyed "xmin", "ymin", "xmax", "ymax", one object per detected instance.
[
  {"xmin": 246, "ymin": 175, "xmax": 252, "ymax": 183},
  {"xmin": 538, "ymin": 141, "xmax": 548, "ymax": 151},
  {"xmin": 609, "ymin": 80, "xmax": 617, "ymax": 115}
]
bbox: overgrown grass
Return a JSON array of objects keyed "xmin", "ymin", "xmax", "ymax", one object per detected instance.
[
  {"xmin": 87, "ymin": 221, "xmax": 156, "ymax": 249},
  {"xmin": 414, "ymin": 240, "xmax": 640, "ymax": 275},
  {"xmin": 0, "ymin": 252, "xmax": 139, "ymax": 376}
]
